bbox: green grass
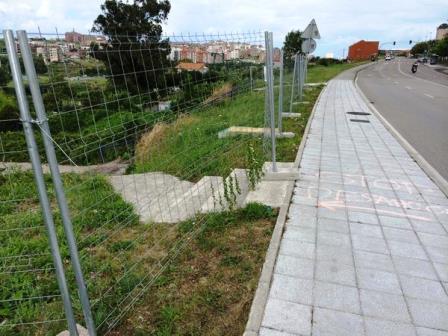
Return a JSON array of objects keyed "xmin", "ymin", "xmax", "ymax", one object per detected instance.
[
  {"xmin": 0, "ymin": 170, "xmax": 276, "ymax": 335},
  {"xmin": 133, "ymin": 61, "xmax": 365, "ymax": 181}
]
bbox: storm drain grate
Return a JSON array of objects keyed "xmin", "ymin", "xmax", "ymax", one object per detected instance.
[
  {"xmin": 346, "ymin": 111, "xmax": 371, "ymax": 116},
  {"xmin": 350, "ymin": 119, "xmax": 370, "ymax": 123}
]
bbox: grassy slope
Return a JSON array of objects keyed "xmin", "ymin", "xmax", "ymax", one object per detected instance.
[{"xmin": 134, "ymin": 62, "xmax": 364, "ymax": 181}]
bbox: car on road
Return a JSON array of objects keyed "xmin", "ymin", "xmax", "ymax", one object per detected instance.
[{"xmin": 385, "ymin": 55, "xmax": 391, "ymax": 61}]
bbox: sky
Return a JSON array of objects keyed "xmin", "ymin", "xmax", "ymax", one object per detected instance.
[{"xmin": 0, "ymin": 0, "xmax": 447, "ymax": 57}]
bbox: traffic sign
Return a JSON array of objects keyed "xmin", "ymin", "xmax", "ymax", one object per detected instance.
[
  {"xmin": 302, "ymin": 19, "xmax": 320, "ymax": 39},
  {"xmin": 302, "ymin": 38, "xmax": 316, "ymax": 54}
]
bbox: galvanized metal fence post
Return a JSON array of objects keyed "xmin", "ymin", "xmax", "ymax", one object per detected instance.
[
  {"xmin": 278, "ymin": 49, "xmax": 284, "ymax": 134},
  {"xmin": 265, "ymin": 31, "xmax": 277, "ymax": 172},
  {"xmin": 17, "ymin": 30, "xmax": 97, "ymax": 336},
  {"xmin": 289, "ymin": 53, "xmax": 298, "ymax": 113},
  {"xmin": 3, "ymin": 29, "xmax": 79, "ymax": 336},
  {"xmin": 249, "ymin": 66, "xmax": 253, "ymax": 91},
  {"xmin": 298, "ymin": 54, "xmax": 303, "ymax": 101}
]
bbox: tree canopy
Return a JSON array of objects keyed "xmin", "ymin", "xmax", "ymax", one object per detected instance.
[
  {"xmin": 91, "ymin": 0, "xmax": 171, "ymax": 96},
  {"xmin": 283, "ymin": 30, "xmax": 303, "ymax": 66}
]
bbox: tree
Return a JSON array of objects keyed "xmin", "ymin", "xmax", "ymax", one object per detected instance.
[
  {"xmin": 283, "ymin": 30, "xmax": 303, "ymax": 66},
  {"xmin": 433, "ymin": 37, "xmax": 448, "ymax": 57},
  {"xmin": 91, "ymin": 0, "xmax": 171, "ymax": 96},
  {"xmin": 34, "ymin": 55, "xmax": 47, "ymax": 75},
  {"xmin": 411, "ymin": 41, "xmax": 429, "ymax": 56}
]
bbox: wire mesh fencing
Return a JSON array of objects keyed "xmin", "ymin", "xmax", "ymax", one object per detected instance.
[{"xmin": 1, "ymin": 28, "xmax": 275, "ymax": 335}]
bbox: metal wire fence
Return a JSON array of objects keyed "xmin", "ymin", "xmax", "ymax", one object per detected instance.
[{"xmin": 0, "ymin": 28, "xmax": 276, "ymax": 335}]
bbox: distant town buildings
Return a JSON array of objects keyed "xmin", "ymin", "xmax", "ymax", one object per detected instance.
[
  {"xmin": 347, "ymin": 40, "xmax": 379, "ymax": 61},
  {"xmin": 169, "ymin": 41, "xmax": 266, "ymax": 65},
  {"xmin": 436, "ymin": 23, "xmax": 448, "ymax": 40},
  {"xmin": 176, "ymin": 62, "xmax": 209, "ymax": 74}
]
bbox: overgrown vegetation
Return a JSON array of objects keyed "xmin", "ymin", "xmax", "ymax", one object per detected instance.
[{"xmin": 0, "ymin": 169, "xmax": 275, "ymax": 335}]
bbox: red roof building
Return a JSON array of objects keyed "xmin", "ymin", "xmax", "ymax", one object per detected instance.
[{"xmin": 348, "ymin": 40, "xmax": 379, "ymax": 61}]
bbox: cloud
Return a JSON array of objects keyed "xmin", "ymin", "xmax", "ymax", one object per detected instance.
[{"xmin": 1, "ymin": 0, "xmax": 446, "ymax": 56}]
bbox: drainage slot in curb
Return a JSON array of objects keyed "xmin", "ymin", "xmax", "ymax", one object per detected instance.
[
  {"xmin": 347, "ymin": 111, "xmax": 371, "ymax": 116},
  {"xmin": 350, "ymin": 119, "xmax": 370, "ymax": 123}
]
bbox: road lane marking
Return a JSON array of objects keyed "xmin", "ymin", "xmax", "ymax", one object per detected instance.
[
  {"xmin": 397, "ymin": 61, "xmax": 448, "ymax": 89},
  {"xmin": 394, "ymin": 81, "xmax": 399, "ymax": 84},
  {"xmin": 405, "ymin": 86, "xmax": 412, "ymax": 90},
  {"xmin": 424, "ymin": 93, "xmax": 434, "ymax": 99}
]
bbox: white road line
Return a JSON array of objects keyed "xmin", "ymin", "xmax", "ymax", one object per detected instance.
[
  {"xmin": 394, "ymin": 81, "xmax": 399, "ymax": 84},
  {"xmin": 397, "ymin": 61, "xmax": 448, "ymax": 89},
  {"xmin": 424, "ymin": 93, "xmax": 434, "ymax": 99},
  {"xmin": 405, "ymin": 86, "xmax": 412, "ymax": 90}
]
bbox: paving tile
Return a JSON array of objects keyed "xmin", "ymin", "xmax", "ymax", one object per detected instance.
[
  {"xmin": 393, "ymin": 256, "xmax": 439, "ymax": 280},
  {"xmin": 400, "ymin": 275, "xmax": 448, "ymax": 303},
  {"xmin": 270, "ymin": 274, "xmax": 313, "ymax": 305},
  {"xmin": 360, "ymin": 289, "xmax": 411, "ymax": 323},
  {"xmin": 379, "ymin": 215, "xmax": 413, "ymax": 230},
  {"xmin": 315, "ymin": 260, "xmax": 356, "ymax": 286},
  {"xmin": 283, "ymin": 226, "xmax": 316, "ymax": 243},
  {"xmin": 314, "ymin": 281, "xmax": 361, "ymax": 314},
  {"xmin": 383, "ymin": 227, "xmax": 419, "ymax": 244},
  {"xmin": 259, "ymin": 327, "xmax": 298, "ymax": 336},
  {"xmin": 388, "ymin": 241, "xmax": 428, "ymax": 260},
  {"xmin": 365, "ymin": 318, "xmax": 417, "ymax": 336},
  {"xmin": 433, "ymin": 263, "xmax": 448, "ymax": 282},
  {"xmin": 318, "ymin": 207, "xmax": 347, "ymax": 221},
  {"xmin": 274, "ymin": 255, "xmax": 314, "ymax": 279},
  {"xmin": 316, "ymin": 244, "xmax": 354, "ymax": 266},
  {"xmin": 354, "ymin": 250, "xmax": 395, "ymax": 272},
  {"xmin": 416, "ymin": 327, "xmax": 448, "ymax": 336},
  {"xmin": 262, "ymin": 298, "xmax": 312, "ymax": 335},
  {"xmin": 312, "ymin": 307, "xmax": 365, "ymax": 336},
  {"xmin": 317, "ymin": 231, "xmax": 351, "ymax": 248},
  {"xmin": 350, "ymin": 222, "xmax": 383, "ymax": 239},
  {"xmin": 352, "ymin": 234, "xmax": 388, "ymax": 254},
  {"xmin": 318, "ymin": 217, "xmax": 349, "ymax": 234},
  {"xmin": 417, "ymin": 232, "xmax": 448, "ymax": 249},
  {"xmin": 357, "ymin": 267, "xmax": 402, "ymax": 294},
  {"xmin": 408, "ymin": 298, "xmax": 448, "ymax": 330},
  {"xmin": 426, "ymin": 246, "xmax": 448, "ymax": 264},
  {"xmin": 348, "ymin": 211, "xmax": 379, "ymax": 225},
  {"xmin": 279, "ymin": 239, "xmax": 315, "ymax": 260}
]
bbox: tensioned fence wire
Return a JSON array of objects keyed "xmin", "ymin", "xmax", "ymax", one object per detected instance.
[{"xmin": 0, "ymin": 29, "xmax": 272, "ymax": 335}]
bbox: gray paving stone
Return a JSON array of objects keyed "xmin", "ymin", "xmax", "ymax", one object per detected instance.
[
  {"xmin": 433, "ymin": 263, "xmax": 448, "ymax": 282},
  {"xmin": 383, "ymin": 227, "xmax": 419, "ymax": 244},
  {"xmin": 316, "ymin": 244, "xmax": 354, "ymax": 266},
  {"xmin": 365, "ymin": 318, "xmax": 417, "ymax": 336},
  {"xmin": 388, "ymin": 241, "xmax": 428, "ymax": 260},
  {"xmin": 354, "ymin": 250, "xmax": 395, "ymax": 272},
  {"xmin": 360, "ymin": 289, "xmax": 411, "ymax": 323},
  {"xmin": 393, "ymin": 256, "xmax": 439, "ymax": 280},
  {"xmin": 312, "ymin": 307, "xmax": 365, "ymax": 336},
  {"xmin": 275, "ymin": 255, "xmax": 314, "ymax": 279},
  {"xmin": 279, "ymin": 239, "xmax": 315, "ymax": 260},
  {"xmin": 408, "ymin": 299, "xmax": 448, "ymax": 330},
  {"xmin": 259, "ymin": 327, "xmax": 298, "ymax": 336},
  {"xmin": 350, "ymin": 222, "xmax": 383, "ymax": 239},
  {"xmin": 378, "ymin": 215, "xmax": 413, "ymax": 230},
  {"xmin": 261, "ymin": 299, "xmax": 312, "ymax": 335},
  {"xmin": 426, "ymin": 246, "xmax": 448, "ymax": 264},
  {"xmin": 352, "ymin": 234, "xmax": 389, "ymax": 254},
  {"xmin": 416, "ymin": 327, "xmax": 448, "ymax": 336},
  {"xmin": 400, "ymin": 275, "xmax": 448, "ymax": 303},
  {"xmin": 316, "ymin": 260, "xmax": 356, "ymax": 286},
  {"xmin": 318, "ymin": 217, "xmax": 349, "ymax": 234},
  {"xmin": 314, "ymin": 281, "xmax": 361, "ymax": 314},
  {"xmin": 357, "ymin": 267, "xmax": 402, "ymax": 294},
  {"xmin": 417, "ymin": 232, "xmax": 448, "ymax": 249},
  {"xmin": 317, "ymin": 231, "xmax": 351, "ymax": 248},
  {"xmin": 283, "ymin": 226, "xmax": 316, "ymax": 243},
  {"xmin": 270, "ymin": 274, "xmax": 313, "ymax": 305},
  {"xmin": 348, "ymin": 211, "xmax": 379, "ymax": 225}
]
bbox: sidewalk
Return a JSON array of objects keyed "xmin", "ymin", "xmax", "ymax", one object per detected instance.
[{"xmin": 259, "ymin": 77, "xmax": 448, "ymax": 335}]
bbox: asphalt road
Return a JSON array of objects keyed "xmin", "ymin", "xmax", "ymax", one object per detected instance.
[{"xmin": 357, "ymin": 58, "xmax": 448, "ymax": 181}]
